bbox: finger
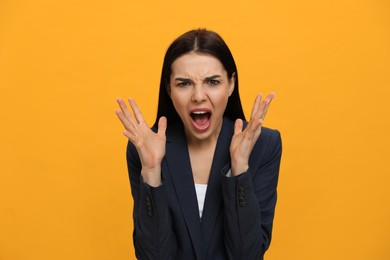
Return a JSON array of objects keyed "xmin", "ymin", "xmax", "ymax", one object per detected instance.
[
  {"xmin": 122, "ymin": 130, "xmax": 136, "ymax": 141},
  {"xmin": 253, "ymin": 92, "xmax": 274, "ymax": 120},
  {"xmin": 128, "ymin": 98, "xmax": 145, "ymax": 124},
  {"xmin": 252, "ymin": 118, "xmax": 263, "ymax": 129},
  {"xmin": 253, "ymin": 97, "xmax": 268, "ymax": 120},
  {"xmin": 246, "ymin": 118, "xmax": 263, "ymax": 139},
  {"xmin": 234, "ymin": 119, "xmax": 243, "ymax": 135},
  {"xmin": 253, "ymin": 119, "xmax": 263, "ymax": 140},
  {"xmin": 116, "ymin": 98, "xmax": 134, "ymax": 122},
  {"xmin": 260, "ymin": 93, "xmax": 275, "ymax": 121},
  {"xmin": 255, "ymin": 119, "xmax": 263, "ymax": 135},
  {"xmin": 157, "ymin": 116, "xmax": 167, "ymax": 137},
  {"xmin": 250, "ymin": 93, "xmax": 263, "ymax": 120},
  {"xmin": 116, "ymin": 98, "xmax": 139, "ymax": 131},
  {"xmin": 117, "ymin": 97, "xmax": 140, "ymax": 130},
  {"xmin": 115, "ymin": 110, "xmax": 132, "ymax": 131}
]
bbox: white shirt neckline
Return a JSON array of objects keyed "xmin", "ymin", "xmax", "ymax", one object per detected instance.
[{"xmin": 194, "ymin": 183, "xmax": 208, "ymax": 219}]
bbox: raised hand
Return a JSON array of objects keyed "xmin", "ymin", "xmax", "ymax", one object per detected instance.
[
  {"xmin": 229, "ymin": 93, "xmax": 275, "ymax": 176},
  {"xmin": 116, "ymin": 98, "xmax": 167, "ymax": 186}
]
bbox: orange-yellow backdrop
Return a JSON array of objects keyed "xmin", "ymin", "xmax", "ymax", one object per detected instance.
[{"xmin": 1, "ymin": 0, "xmax": 389, "ymax": 259}]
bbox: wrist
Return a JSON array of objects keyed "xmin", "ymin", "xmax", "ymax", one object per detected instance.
[
  {"xmin": 231, "ymin": 162, "xmax": 249, "ymax": 176},
  {"xmin": 141, "ymin": 166, "xmax": 162, "ymax": 187}
]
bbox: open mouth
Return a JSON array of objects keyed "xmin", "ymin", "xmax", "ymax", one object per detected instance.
[{"xmin": 190, "ymin": 111, "xmax": 211, "ymax": 131}]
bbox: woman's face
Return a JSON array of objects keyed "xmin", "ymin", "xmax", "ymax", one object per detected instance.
[{"xmin": 169, "ymin": 52, "xmax": 235, "ymax": 143}]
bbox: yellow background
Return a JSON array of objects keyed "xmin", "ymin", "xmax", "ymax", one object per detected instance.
[{"xmin": 1, "ymin": 0, "xmax": 389, "ymax": 259}]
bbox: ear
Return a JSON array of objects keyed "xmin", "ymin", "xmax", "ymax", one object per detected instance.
[{"xmin": 228, "ymin": 72, "xmax": 236, "ymax": 97}]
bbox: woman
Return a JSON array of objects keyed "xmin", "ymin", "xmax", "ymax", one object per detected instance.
[{"xmin": 116, "ymin": 29, "xmax": 282, "ymax": 260}]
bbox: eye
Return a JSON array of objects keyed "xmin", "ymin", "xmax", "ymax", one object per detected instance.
[
  {"xmin": 177, "ymin": 81, "xmax": 190, "ymax": 87},
  {"xmin": 208, "ymin": 79, "xmax": 220, "ymax": 86}
]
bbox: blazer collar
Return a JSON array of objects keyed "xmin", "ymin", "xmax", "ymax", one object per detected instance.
[{"xmin": 164, "ymin": 118, "xmax": 234, "ymax": 259}]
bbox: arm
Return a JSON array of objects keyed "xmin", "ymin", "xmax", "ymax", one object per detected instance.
[
  {"xmin": 224, "ymin": 93, "xmax": 281, "ymax": 259},
  {"xmin": 116, "ymin": 98, "xmax": 176, "ymax": 259},
  {"xmin": 127, "ymin": 142, "xmax": 176, "ymax": 260},
  {"xmin": 222, "ymin": 129, "xmax": 282, "ymax": 259}
]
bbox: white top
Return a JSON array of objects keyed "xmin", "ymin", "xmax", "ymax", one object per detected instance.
[{"xmin": 194, "ymin": 183, "xmax": 208, "ymax": 219}]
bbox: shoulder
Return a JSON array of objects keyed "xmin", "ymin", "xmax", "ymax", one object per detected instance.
[
  {"xmin": 256, "ymin": 126, "xmax": 282, "ymax": 150},
  {"xmin": 249, "ymin": 124, "xmax": 282, "ymax": 165},
  {"xmin": 258, "ymin": 126, "xmax": 281, "ymax": 146}
]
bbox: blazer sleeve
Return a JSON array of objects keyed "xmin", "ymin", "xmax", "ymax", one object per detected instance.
[
  {"xmin": 126, "ymin": 141, "xmax": 176, "ymax": 260},
  {"xmin": 221, "ymin": 129, "xmax": 282, "ymax": 259}
]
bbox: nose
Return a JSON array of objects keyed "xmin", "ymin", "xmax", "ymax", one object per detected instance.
[{"xmin": 191, "ymin": 85, "xmax": 207, "ymax": 102}]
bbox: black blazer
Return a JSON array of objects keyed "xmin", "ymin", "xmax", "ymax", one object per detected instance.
[{"xmin": 126, "ymin": 117, "xmax": 282, "ymax": 260}]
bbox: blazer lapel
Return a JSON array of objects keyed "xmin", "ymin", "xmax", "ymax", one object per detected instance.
[
  {"xmin": 200, "ymin": 118, "xmax": 234, "ymax": 253},
  {"xmin": 164, "ymin": 122, "xmax": 202, "ymax": 260},
  {"xmin": 164, "ymin": 118, "xmax": 234, "ymax": 259}
]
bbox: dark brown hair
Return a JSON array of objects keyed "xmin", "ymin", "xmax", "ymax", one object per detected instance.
[{"xmin": 153, "ymin": 29, "xmax": 246, "ymax": 127}]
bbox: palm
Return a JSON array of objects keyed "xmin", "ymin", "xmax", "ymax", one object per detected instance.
[
  {"xmin": 116, "ymin": 98, "xmax": 167, "ymax": 170},
  {"xmin": 230, "ymin": 93, "xmax": 275, "ymax": 175},
  {"xmin": 131, "ymin": 122, "xmax": 166, "ymax": 169}
]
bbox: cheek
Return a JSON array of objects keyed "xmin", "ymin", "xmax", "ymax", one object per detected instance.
[
  {"xmin": 170, "ymin": 92, "xmax": 186, "ymax": 113},
  {"xmin": 211, "ymin": 93, "xmax": 230, "ymax": 112}
]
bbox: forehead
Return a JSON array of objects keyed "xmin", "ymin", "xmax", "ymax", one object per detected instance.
[{"xmin": 171, "ymin": 52, "xmax": 227, "ymax": 77}]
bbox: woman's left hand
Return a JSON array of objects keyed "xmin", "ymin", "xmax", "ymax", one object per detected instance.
[{"xmin": 229, "ymin": 93, "xmax": 275, "ymax": 176}]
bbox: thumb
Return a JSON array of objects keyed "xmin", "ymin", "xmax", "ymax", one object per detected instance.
[
  {"xmin": 157, "ymin": 116, "xmax": 167, "ymax": 137},
  {"xmin": 234, "ymin": 119, "xmax": 243, "ymax": 135}
]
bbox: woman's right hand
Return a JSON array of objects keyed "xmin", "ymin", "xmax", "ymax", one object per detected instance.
[{"xmin": 116, "ymin": 98, "xmax": 167, "ymax": 187}]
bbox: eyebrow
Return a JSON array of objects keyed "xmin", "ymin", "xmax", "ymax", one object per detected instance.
[
  {"xmin": 174, "ymin": 77, "xmax": 191, "ymax": 82},
  {"xmin": 174, "ymin": 75, "xmax": 222, "ymax": 81},
  {"xmin": 205, "ymin": 75, "xmax": 222, "ymax": 80}
]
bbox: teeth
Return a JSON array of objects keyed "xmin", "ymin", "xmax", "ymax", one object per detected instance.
[{"xmin": 192, "ymin": 111, "xmax": 207, "ymax": 115}]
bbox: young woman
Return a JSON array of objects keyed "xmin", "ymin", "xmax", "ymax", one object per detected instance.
[{"xmin": 116, "ymin": 29, "xmax": 282, "ymax": 260}]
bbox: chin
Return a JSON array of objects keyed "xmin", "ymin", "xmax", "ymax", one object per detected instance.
[{"xmin": 184, "ymin": 119, "xmax": 222, "ymax": 143}]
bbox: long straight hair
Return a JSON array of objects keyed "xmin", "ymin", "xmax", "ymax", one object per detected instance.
[{"xmin": 153, "ymin": 29, "xmax": 246, "ymax": 128}]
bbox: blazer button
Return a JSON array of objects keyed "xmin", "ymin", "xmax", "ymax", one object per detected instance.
[
  {"xmin": 238, "ymin": 185, "xmax": 246, "ymax": 195},
  {"xmin": 238, "ymin": 184, "xmax": 246, "ymax": 207},
  {"xmin": 147, "ymin": 205, "xmax": 154, "ymax": 217},
  {"xmin": 146, "ymin": 194, "xmax": 154, "ymax": 216}
]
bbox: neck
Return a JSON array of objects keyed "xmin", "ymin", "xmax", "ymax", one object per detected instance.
[{"xmin": 187, "ymin": 136, "xmax": 218, "ymax": 151}]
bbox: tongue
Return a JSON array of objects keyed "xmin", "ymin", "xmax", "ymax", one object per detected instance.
[{"xmin": 193, "ymin": 114, "xmax": 209, "ymax": 126}]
